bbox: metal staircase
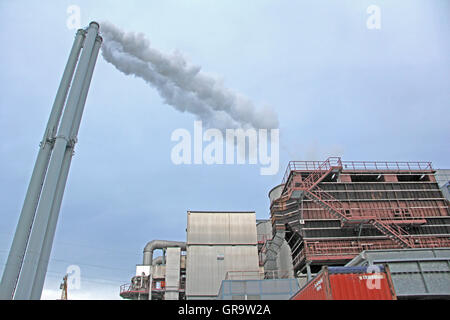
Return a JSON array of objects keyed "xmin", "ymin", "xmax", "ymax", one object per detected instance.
[
  {"xmin": 282, "ymin": 157, "xmax": 418, "ymax": 249},
  {"xmin": 302, "ymin": 185, "xmax": 350, "ymax": 223},
  {"xmin": 369, "ymin": 219, "xmax": 413, "ymax": 248},
  {"xmin": 283, "ymin": 157, "xmax": 341, "ymax": 198}
]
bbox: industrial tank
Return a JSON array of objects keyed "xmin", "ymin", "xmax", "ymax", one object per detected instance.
[{"xmin": 268, "ymin": 184, "xmax": 284, "ymax": 204}]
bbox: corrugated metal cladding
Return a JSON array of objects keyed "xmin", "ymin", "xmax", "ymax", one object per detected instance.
[
  {"xmin": 165, "ymin": 247, "xmax": 181, "ymax": 300},
  {"xmin": 435, "ymin": 169, "xmax": 450, "ymax": 188},
  {"xmin": 346, "ymin": 248, "xmax": 450, "ymax": 298},
  {"xmin": 187, "ymin": 211, "xmax": 257, "ymax": 244},
  {"xmin": 217, "ymin": 278, "xmax": 300, "ymax": 300},
  {"xmin": 435, "ymin": 169, "xmax": 450, "ymax": 201},
  {"xmin": 256, "ymin": 220, "xmax": 272, "ymax": 241},
  {"xmin": 186, "ymin": 211, "xmax": 259, "ymax": 299}
]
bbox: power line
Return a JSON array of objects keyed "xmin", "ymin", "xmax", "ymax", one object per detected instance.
[
  {"xmin": 45, "ymin": 272, "xmax": 127, "ymax": 286},
  {"xmin": 0, "ymin": 262, "xmax": 128, "ymax": 286},
  {"xmin": 0, "ymin": 249, "xmax": 133, "ymax": 273},
  {"xmin": 50, "ymin": 258, "xmax": 132, "ymax": 273},
  {"xmin": 53, "ymin": 240, "xmax": 141, "ymax": 258}
]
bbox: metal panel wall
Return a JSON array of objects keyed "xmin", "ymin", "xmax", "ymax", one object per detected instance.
[
  {"xmin": 257, "ymin": 220, "xmax": 272, "ymax": 242},
  {"xmin": 186, "ymin": 245, "xmax": 259, "ymax": 298},
  {"xmin": 346, "ymin": 248, "xmax": 450, "ymax": 298},
  {"xmin": 165, "ymin": 247, "xmax": 181, "ymax": 300},
  {"xmin": 230, "ymin": 214, "xmax": 258, "ymax": 244},
  {"xmin": 187, "ymin": 211, "xmax": 257, "ymax": 245},
  {"xmin": 435, "ymin": 169, "xmax": 450, "ymax": 188},
  {"xmin": 217, "ymin": 278, "xmax": 300, "ymax": 300},
  {"xmin": 186, "ymin": 211, "xmax": 259, "ymax": 299}
]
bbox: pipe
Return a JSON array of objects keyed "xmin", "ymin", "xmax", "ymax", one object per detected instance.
[
  {"xmin": 0, "ymin": 29, "xmax": 86, "ymax": 300},
  {"xmin": 29, "ymin": 33, "xmax": 103, "ymax": 300},
  {"xmin": 143, "ymin": 240, "xmax": 186, "ymax": 265},
  {"xmin": 14, "ymin": 22, "xmax": 100, "ymax": 300}
]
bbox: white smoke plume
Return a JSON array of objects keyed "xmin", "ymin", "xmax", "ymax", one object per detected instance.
[{"xmin": 100, "ymin": 22, "xmax": 279, "ymax": 130}]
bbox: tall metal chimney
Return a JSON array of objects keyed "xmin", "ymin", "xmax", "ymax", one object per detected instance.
[{"xmin": 0, "ymin": 22, "xmax": 102, "ymax": 300}]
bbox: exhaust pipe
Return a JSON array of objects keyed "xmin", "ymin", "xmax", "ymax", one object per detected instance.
[{"xmin": 143, "ymin": 240, "xmax": 186, "ymax": 265}]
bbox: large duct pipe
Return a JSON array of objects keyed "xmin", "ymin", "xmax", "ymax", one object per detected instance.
[
  {"xmin": 13, "ymin": 22, "xmax": 100, "ymax": 300},
  {"xmin": 263, "ymin": 230, "xmax": 285, "ymax": 277},
  {"xmin": 0, "ymin": 29, "xmax": 86, "ymax": 300},
  {"xmin": 143, "ymin": 240, "xmax": 186, "ymax": 265}
]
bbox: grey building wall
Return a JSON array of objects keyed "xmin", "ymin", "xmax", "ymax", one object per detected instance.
[
  {"xmin": 346, "ymin": 248, "xmax": 450, "ymax": 299},
  {"xmin": 435, "ymin": 169, "xmax": 450, "ymax": 201},
  {"xmin": 185, "ymin": 211, "xmax": 259, "ymax": 300},
  {"xmin": 165, "ymin": 247, "xmax": 181, "ymax": 300},
  {"xmin": 217, "ymin": 278, "xmax": 300, "ymax": 300}
]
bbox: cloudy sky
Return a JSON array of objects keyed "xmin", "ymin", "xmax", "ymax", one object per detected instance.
[{"xmin": 0, "ymin": 1, "xmax": 449, "ymax": 299}]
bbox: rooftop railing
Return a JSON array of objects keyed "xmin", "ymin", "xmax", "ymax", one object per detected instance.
[
  {"xmin": 225, "ymin": 270, "xmax": 294, "ymax": 280},
  {"xmin": 282, "ymin": 158, "xmax": 433, "ymax": 185}
]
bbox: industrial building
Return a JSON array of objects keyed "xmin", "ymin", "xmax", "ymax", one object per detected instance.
[
  {"xmin": 1, "ymin": 19, "xmax": 447, "ymax": 301},
  {"xmin": 120, "ymin": 158, "xmax": 450, "ymax": 300},
  {"xmin": 185, "ymin": 211, "xmax": 261, "ymax": 299},
  {"xmin": 120, "ymin": 240, "xmax": 186, "ymax": 300},
  {"xmin": 120, "ymin": 211, "xmax": 262, "ymax": 300},
  {"xmin": 120, "ymin": 211, "xmax": 306, "ymax": 300},
  {"xmin": 267, "ymin": 158, "xmax": 450, "ymax": 277}
]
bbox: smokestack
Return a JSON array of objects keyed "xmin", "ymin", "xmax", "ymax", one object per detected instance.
[
  {"xmin": 0, "ymin": 22, "xmax": 102, "ymax": 300},
  {"xmin": 0, "ymin": 28, "xmax": 87, "ymax": 300},
  {"xmin": 29, "ymin": 33, "xmax": 103, "ymax": 300}
]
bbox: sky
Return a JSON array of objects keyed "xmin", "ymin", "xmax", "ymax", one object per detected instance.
[{"xmin": 0, "ymin": 0, "xmax": 449, "ymax": 300}]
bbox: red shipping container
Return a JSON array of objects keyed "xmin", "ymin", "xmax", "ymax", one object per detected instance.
[{"xmin": 291, "ymin": 265, "xmax": 397, "ymax": 300}]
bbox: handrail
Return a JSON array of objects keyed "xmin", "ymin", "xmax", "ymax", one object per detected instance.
[
  {"xmin": 282, "ymin": 159, "xmax": 432, "ymax": 185},
  {"xmin": 225, "ymin": 270, "xmax": 294, "ymax": 280}
]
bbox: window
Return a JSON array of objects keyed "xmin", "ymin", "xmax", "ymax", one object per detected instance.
[
  {"xmin": 350, "ymin": 175, "xmax": 385, "ymax": 182},
  {"xmin": 397, "ymin": 174, "xmax": 429, "ymax": 182}
]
